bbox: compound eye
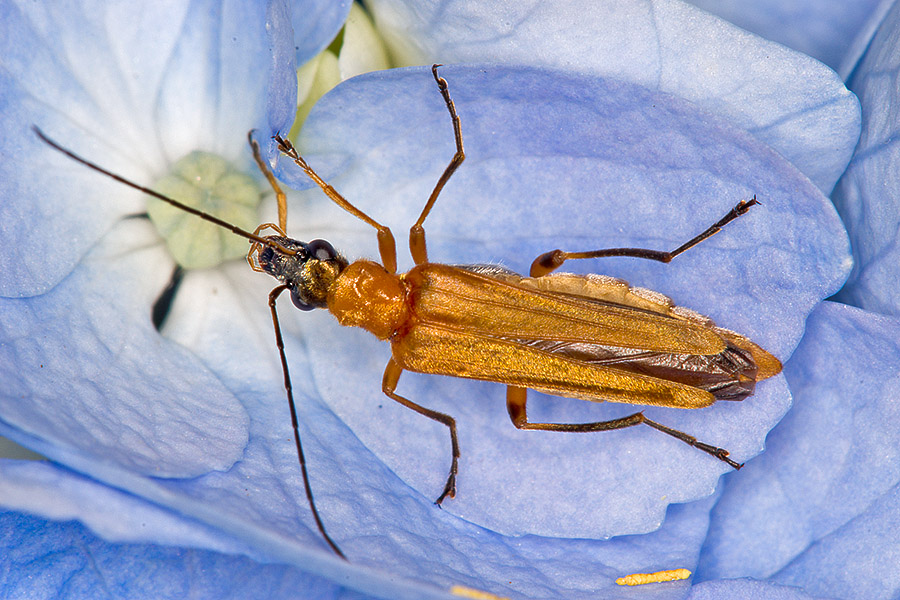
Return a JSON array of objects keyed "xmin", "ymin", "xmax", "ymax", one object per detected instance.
[
  {"xmin": 290, "ymin": 289, "xmax": 316, "ymax": 311},
  {"xmin": 306, "ymin": 239, "xmax": 336, "ymax": 261}
]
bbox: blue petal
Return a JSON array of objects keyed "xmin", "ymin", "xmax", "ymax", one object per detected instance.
[
  {"xmin": 363, "ymin": 0, "xmax": 861, "ymax": 193},
  {"xmin": 683, "ymin": 0, "xmax": 886, "ymax": 72},
  {"xmin": 839, "ymin": 0, "xmax": 898, "ymax": 80},
  {"xmin": 697, "ymin": 301, "xmax": 900, "ymax": 596},
  {"xmin": 0, "ymin": 219, "xmax": 249, "ymax": 478},
  {"xmin": 0, "ymin": 467, "xmax": 352, "ymax": 599},
  {"xmin": 688, "ymin": 578, "xmax": 828, "ymax": 600},
  {"xmin": 278, "ymin": 65, "xmax": 849, "ymax": 539},
  {"xmin": 0, "ymin": 457, "xmax": 719, "ymax": 599},
  {"xmin": 0, "ymin": 459, "xmax": 250, "ymax": 553},
  {"xmin": 774, "ymin": 483, "xmax": 900, "ymax": 599},
  {"xmin": 291, "ymin": 0, "xmax": 352, "ymax": 64},
  {"xmin": 832, "ymin": 0, "xmax": 900, "ymax": 316},
  {"xmin": 0, "ymin": 0, "xmax": 295, "ymax": 296}
]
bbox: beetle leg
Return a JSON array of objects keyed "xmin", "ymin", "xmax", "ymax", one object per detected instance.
[
  {"xmin": 248, "ymin": 131, "xmax": 289, "ymax": 232},
  {"xmin": 274, "ymin": 134, "xmax": 399, "ymax": 274},
  {"xmin": 529, "ymin": 197, "xmax": 760, "ymax": 277},
  {"xmin": 409, "ymin": 64, "xmax": 467, "ymax": 266},
  {"xmin": 506, "ymin": 386, "xmax": 742, "ymax": 469},
  {"xmin": 383, "ymin": 358, "xmax": 461, "ymax": 504}
]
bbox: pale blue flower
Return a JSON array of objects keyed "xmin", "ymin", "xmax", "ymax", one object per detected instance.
[{"xmin": 3, "ymin": 0, "xmax": 894, "ymax": 599}]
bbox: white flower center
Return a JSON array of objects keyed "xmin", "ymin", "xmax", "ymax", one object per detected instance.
[{"xmin": 147, "ymin": 152, "xmax": 261, "ymax": 269}]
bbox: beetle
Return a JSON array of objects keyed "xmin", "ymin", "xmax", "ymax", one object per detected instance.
[{"xmin": 35, "ymin": 65, "xmax": 781, "ymax": 559}]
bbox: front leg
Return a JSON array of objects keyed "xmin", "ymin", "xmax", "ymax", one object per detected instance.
[{"xmin": 382, "ymin": 358, "xmax": 461, "ymax": 503}]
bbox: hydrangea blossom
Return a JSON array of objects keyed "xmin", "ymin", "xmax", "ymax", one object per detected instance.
[{"xmin": 2, "ymin": 1, "xmax": 897, "ymax": 599}]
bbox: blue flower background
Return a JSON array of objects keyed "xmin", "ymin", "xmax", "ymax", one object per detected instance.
[{"xmin": 0, "ymin": 0, "xmax": 897, "ymax": 599}]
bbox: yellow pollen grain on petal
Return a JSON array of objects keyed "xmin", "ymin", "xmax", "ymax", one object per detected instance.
[
  {"xmin": 449, "ymin": 584, "xmax": 511, "ymax": 600},
  {"xmin": 616, "ymin": 568, "xmax": 692, "ymax": 586}
]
